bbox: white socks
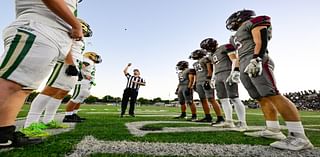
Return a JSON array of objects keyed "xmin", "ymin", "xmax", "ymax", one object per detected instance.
[
  {"xmin": 266, "ymin": 120, "xmax": 281, "ymax": 131},
  {"xmin": 42, "ymin": 98, "xmax": 62, "ymax": 124},
  {"xmin": 73, "ymin": 109, "xmax": 79, "ymax": 114},
  {"xmin": 230, "ymin": 98, "xmax": 246, "ymax": 123},
  {"xmin": 286, "ymin": 121, "xmax": 306, "ymax": 138},
  {"xmin": 24, "ymin": 94, "xmax": 51, "ymax": 128},
  {"xmin": 65, "ymin": 111, "xmax": 73, "ymax": 116},
  {"xmin": 220, "ymin": 98, "xmax": 233, "ymax": 121}
]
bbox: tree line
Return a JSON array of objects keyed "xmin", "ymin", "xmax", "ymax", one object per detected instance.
[{"xmin": 26, "ymin": 92, "xmax": 176, "ymax": 105}]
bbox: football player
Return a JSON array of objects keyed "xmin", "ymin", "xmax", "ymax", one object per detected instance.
[
  {"xmin": 189, "ymin": 50, "xmax": 225, "ymax": 124},
  {"xmin": 62, "ymin": 51, "xmax": 102, "ymax": 122},
  {"xmin": 200, "ymin": 38, "xmax": 247, "ymax": 130},
  {"xmin": 0, "ymin": 0, "xmax": 82, "ymax": 148},
  {"xmin": 24, "ymin": 19, "xmax": 92, "ymax": 129},
  {"xmin": 226, "ymin": 9, "xmax": 313, "ymax": 150},
  {"xmin": 174, "ymin": 61, "xmax": 197, "ymax": 121}
]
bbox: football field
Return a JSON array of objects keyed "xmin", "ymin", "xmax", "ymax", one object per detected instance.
[{"xmin": 1, "ymin": 104, "xmax": 320, "ymax": 156}]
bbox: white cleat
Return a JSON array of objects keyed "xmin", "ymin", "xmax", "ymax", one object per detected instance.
[
  {"xmin": 270, "ymin": 136, "xmax": 314, "ymax": 151},
  {"xmin": 236, "ymin": 121, "xmax": 248, "ymax": 132},
  {"xmin": 244, "ymin": 129, "xmax": 286, "ymax": 140},
  {"xmin": 212, "ymin": 120, "xmax": 235, "ymax": 128}
]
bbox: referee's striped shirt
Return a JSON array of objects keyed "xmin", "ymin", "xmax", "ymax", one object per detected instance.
[{"xmin": 125, "ymin": 73, "xmax": 145, "ymax": 90}]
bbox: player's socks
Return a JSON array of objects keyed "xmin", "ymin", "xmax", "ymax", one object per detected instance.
[
  {"xmin": 220, "ymin": 98, "xmax": 233, "ymax": 121},
  {"xmin": 24, "ymin": 94, "xmax": 51, "ymax": 128},
  {"xmin": 65, "ymin": 111, "xmax": 74, "ymax": 116},
  {"xmin": 286, "ymin": 121, "xmax": 307, "ymax": 139},
  {"xmin": 73, "ymin": 109, "xmax": 79, "ymax": 114},
  {"xmin": 230, "ymin": 98, "xmax": 246, "ymax": 123},
  {"xmin": 42, "ymin": 98, "xmax": 62, "ymax": 124},
  {"xmin": 266, "ymin": 120, "xmax": 281, "ymax": 131}
]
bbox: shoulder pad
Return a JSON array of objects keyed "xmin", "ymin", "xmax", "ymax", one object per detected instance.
[
  {"xmin": 189, "ymin": 69, "xmax": 196, "ymax": 75},
  {"xmin": 225, "ymin": 44, "xmax": 236, "ymax": 52},
  {"xmin": 250, "ymin": 16, "xmax": 271, "ymax": 28}
]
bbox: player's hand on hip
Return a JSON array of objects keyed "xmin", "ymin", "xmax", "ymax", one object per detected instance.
[
  {"xmin": 70, "ymin": 25, "xmax": 83, "ymax": 41},
  {"xmin": 226, "ymin": 71, "xmax": 240, "ymax": 86},
  {"xmin": 244, "ymin": 57, "xmax": 262, "ymax": 77}
]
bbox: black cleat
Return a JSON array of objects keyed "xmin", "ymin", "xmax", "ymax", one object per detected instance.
[
  {"xmin": 173, "ymin": 114, "xmax": 187, "ymax": 119},
  {"xmin": 73, "ymin": 114, "xmax": 86, "ymax": 120},
  {"xmin": 0, "ymin": 131, "xmax": 43, "ymax": 148},
  {"xmin": 196, "ymin": 117, "xmax": 213, "ymax": 123},
  {"xmin": 211, "ymin": 119, "xmax": 225, "ymax": 126},
  {"xmin": 129, "ymin": 114, "xmax": 135, "ymax": 117},
  {"xmin": 62, "ymin": 115, "xmax": 82, "ymax": 123}
]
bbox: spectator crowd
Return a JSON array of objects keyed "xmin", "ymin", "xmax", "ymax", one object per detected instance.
[{"xmin": 283, "ymin": 90, "xmax": 320, "ymax": 111}]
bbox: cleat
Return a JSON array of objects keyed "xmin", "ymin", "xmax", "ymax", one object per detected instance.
[
  {"xmin": 20, "ymin": 123, "xmax": 49, "ymax": 138},
  {"xmin": 196, "ymin": 117, "xmax": 212, "ymax": 123},
  {"xmin": 62, "ymin": 115, "xmax": 82, "ymax": 123},
  {"xmin": 212, "ymin": 120, "xmax": 235, "ymax": 128},
  {"xmin": 173, "ymin": 114, "xmax": 187, "ymax": 119},
  {"xmin": 270, "ymin": 135, "xmax": 314, "ymax": 150},
  {"xmin": 73, "ymin": 114, "xmax": 86, "ymax": 121},
  {"xmin": 0, "ymin": 131, "xmax": 43, "ymax": 148},
  {"xmin": 187, "ymin": 116, "xmax": 198, "ymax": 122},
  {"xmin": 211, "ymin": 119, "xmax": 225, "ymax": 126},
  {"xmin": 244, "ymin": 129, "xmax": 286, "ymax": 140},
  {"xmin": 129, "ymin": 114, "xmax": 135, "ymax": 117},
  {"xmin": 235, "ymin": 121, "xmax": 248, "ymax": 132},
  {"xmin": 45, "ymin": 120, "xmax": 69, "ymax": 129}
]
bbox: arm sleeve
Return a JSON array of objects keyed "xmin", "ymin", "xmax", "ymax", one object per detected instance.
[{"xmin": 125, "ymin": 73, "xmax": 131, "ymax": 79}]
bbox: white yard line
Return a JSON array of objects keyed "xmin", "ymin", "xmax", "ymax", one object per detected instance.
[
  {"xmin": 125, "ymin": 121, "xmax": 320, "ymax": 137},
  {"xmin": 68, "ymin": 136, "xmax": 320, "ymax": 157}
]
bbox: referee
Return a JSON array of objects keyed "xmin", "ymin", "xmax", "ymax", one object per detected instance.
[{"xmin": 120, "ymin": 63, "xmax": 146, "ymax": 117}]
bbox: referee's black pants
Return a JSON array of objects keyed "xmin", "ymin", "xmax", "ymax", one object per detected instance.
[{"xmin": 121, "ymin": 88, "xmax": 139, "ymax": 115}]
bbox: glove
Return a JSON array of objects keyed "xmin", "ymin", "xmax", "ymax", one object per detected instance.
[
  {"xmin": 204, "ymin": 80, "xmax": 212, "ymax": 90},
  {"xmin": 65, "ymin": 65, "xmax": 79, "ymax": 76},
  {"xmin": 210, "ymin": 76, "xmax": 216, "ymax": 89},
  {"xmin": 244, "ymin": 57, "xmax": 262, "ymax": 77},
  {"xmin": 226, "ymin": 71, "xmax": 240, "ymax": 86}
]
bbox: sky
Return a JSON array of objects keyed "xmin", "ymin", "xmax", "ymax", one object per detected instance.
[{"xmin": 1, "ymin": 0, "xmax": 320, "ymax": 100}]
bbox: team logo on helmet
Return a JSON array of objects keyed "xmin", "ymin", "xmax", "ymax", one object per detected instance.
[
  {"xmin": 83, "ymin": 52, "xmax": 102, "ymax": 64},
  {"xmin": 78, "ymin": 18, "xmax": 93, "ymax": 37},
  {"xmin": 200, "ymin": 38, "xmax": 218, "ymax": 52},
  {"xmin": 189, "ymin": 49, "xmax": 207, "ymax": 60},
  {"xmin": 226, "ymin": 9, "xmax": 256, "ymax": 31},
  {"xmin": 176, "ymin": 61, "xmax": 189, "ymax": 70}
]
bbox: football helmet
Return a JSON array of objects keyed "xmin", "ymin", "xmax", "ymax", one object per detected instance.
[
  {"xmin": 200, "ymin": 38, "xmax": 218, "ymax": 52},
  {"xmin": 226, "ymin": 9, "xmax": 256, "ymax": 31},
  {"xmin": 78, "ymin": 18, "xmax": 93, "ymax": 37},
  {"xmin": 176, "ymin": 61, "xmax": 189, "ymax": 70},
  {"xmin": 83, "ymin": 52, "xmax": 102, "ymax": 64},
  {"xmin": 189, "ymin": 49, "xmax": 207, "ymax": 60}
]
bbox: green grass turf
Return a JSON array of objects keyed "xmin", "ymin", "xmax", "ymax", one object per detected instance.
[{"xmin": 2, "ymin": 104, "xmax": 319, "ymax": 157}]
